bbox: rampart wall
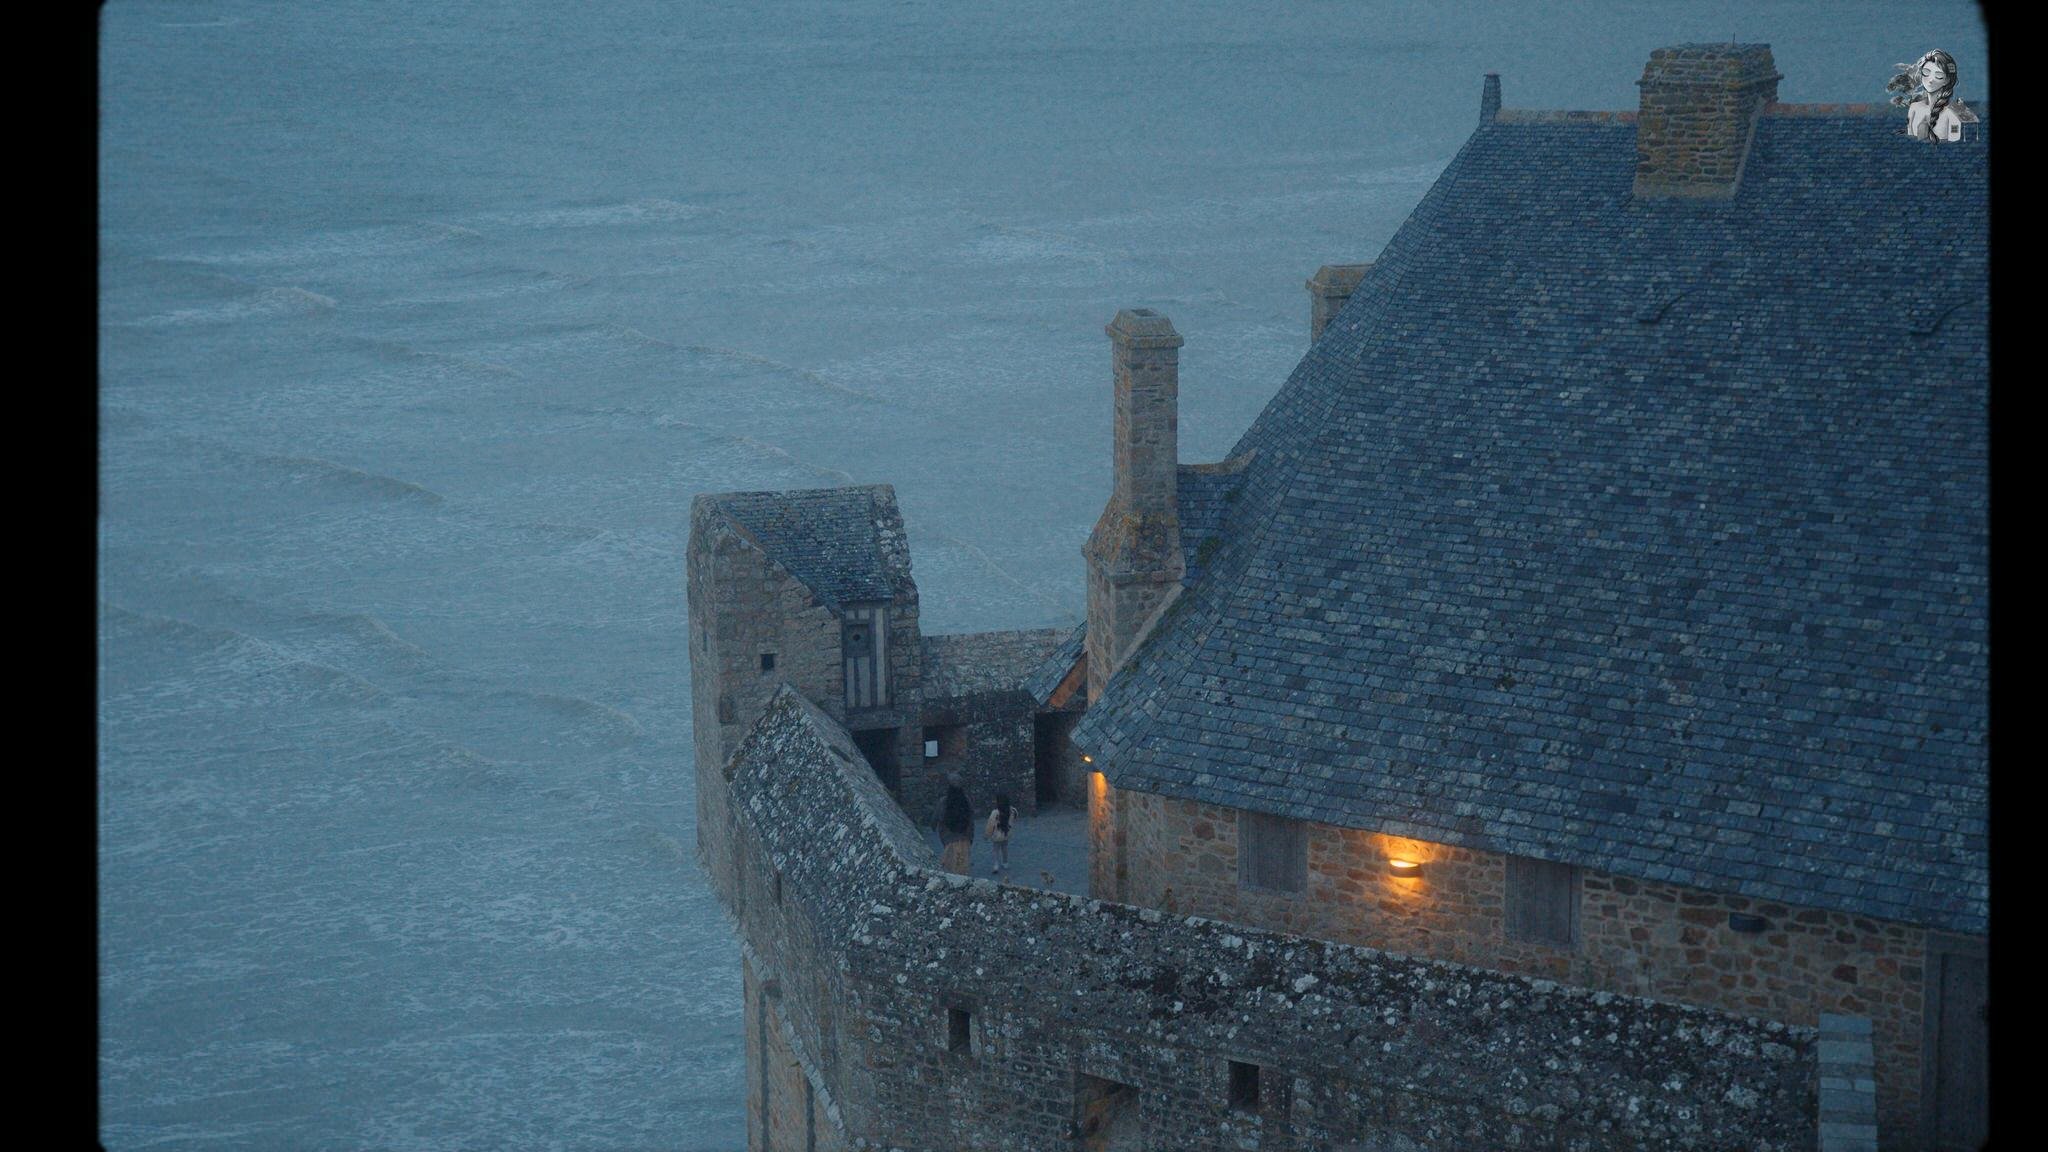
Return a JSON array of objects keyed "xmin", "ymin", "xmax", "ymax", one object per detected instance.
[{"xmin": 724, "ymin": 687, "xmax": 1819, "ymax": 1152}]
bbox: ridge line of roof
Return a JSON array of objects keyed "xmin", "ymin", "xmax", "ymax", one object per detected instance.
[
  {"xmin": 703, "ymin": 482, "xmax": 895, "ymax": 504},
  {"xmin": 1491, "ymin": 102, "xmax": 1923, "ymax": 126}
]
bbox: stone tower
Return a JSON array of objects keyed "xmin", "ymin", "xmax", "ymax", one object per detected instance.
[{"xmin": 1083, "ymin": 309, "xmax": 1184, "ymax": 704}]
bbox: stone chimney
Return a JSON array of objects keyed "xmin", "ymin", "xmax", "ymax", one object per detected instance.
[
  {"xmin": 1084, "ymin": 309, "xmax": 1185, "ymax": 703},
  {"xmin": 1632, "ymin": 44, "xmax": 1781, "ymax": 199},
  {"xmin": 1480, "ymin": 72, "xmax": 1501, "ymax": 124},
  {"xmin": 1306, "ymin": 264, "xmax": 1373, "ymax": 343}
]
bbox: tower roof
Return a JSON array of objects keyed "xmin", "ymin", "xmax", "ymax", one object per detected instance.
[{"xmin": 701, "ymin": 485, "xmax": 914, "ymax": 610}]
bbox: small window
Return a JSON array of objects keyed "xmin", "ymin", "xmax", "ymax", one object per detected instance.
[
  {"xmin": 1227, "ymin": 1061, "xmax": 1260, "ymax": 1112},
  {"xmin": 760, "ymin": 652, "xmax": 776, "ymax": 672},
  {"xmin": 772, "ymin": 870, "xmax": 783, "ymax": 905},
  {"xmin": 1505, "ymin": 855, "xmax": 1580, "ymax": 947},
  {"xmin": 947, "ymin": 1006, "xmax": 971, "ymax": 1055},
  {"xmin": 1238, "ymin": 811, "xmax": 1307, "ymax": 894},
  {"xmin": 923, "ymin": 725, "xmax": 964, "ymax": 761}
]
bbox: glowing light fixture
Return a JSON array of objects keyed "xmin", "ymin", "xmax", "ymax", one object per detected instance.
[
  {"xmin": 1081, "ymin": 755, "xmax": 1093, "ymax": 764},
  {"xmin": 1386, "ymin": 858, "xmax": 1425, "ymax": 878}
]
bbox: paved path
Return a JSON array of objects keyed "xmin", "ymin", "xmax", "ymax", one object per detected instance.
[{"xmin": 925, "ymin": 804, "xmax": 1089, "ymax": 897}]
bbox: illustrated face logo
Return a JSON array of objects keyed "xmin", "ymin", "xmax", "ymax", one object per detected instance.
[{"xmin": 1887, "ymin": 50, "xmax": 1973, "ymax": 142}]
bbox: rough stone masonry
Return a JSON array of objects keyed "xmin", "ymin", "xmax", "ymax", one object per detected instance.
[{"xmin": 725, "ymin": 686, "xmax": 1818, "ymax": 1151}]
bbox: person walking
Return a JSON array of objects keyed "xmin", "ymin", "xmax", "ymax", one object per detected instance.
[
  {"xmin": 985, "ymin": 792, "xmax": 1014, "ymax": 876},
  {"xmin": 936, "ymin": 774, "xmax": 974, "ymax": 875}
]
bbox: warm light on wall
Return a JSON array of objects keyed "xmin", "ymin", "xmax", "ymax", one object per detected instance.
[
  {"xmin": 1081, "ymin": 755, "xmax": 1093, "ymax": 763},
  {"xmin": 1386, "ymin": 858, "xmax": 1425, "ymax": 878}
]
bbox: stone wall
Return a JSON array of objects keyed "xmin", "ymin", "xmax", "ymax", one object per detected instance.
[
  {"xmin": 726, "ymin": 688, "xmax": 1818, "ymax": 1152},
  {"xmin": 918, "ymin": 712, "xmax": 1035, "ymax": 823},
  {"xmin": 1121, "ymin": 791, "xmax": 1936, "ymax": 1146},
  {"xmin": 1088, "ymin": 771, "xmax": 1120, "ymax": 901},
  {"xmin": 688, "ymin": 500, "xmax": 839, "ymax": 902},
  {"xmin": 748, "ymin": 952, "xmax": 847, "ymax": 1152}
]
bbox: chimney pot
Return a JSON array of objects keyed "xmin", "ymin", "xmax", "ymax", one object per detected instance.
[
  {"xmin": 1103, "ymin": 309, "xmax": 1183, "ymax": 515},
  {"xmin": 1086, "ymin": 310, "xmax": 1187, "ymax": 701},
  {"xmin": 1632, "ymin": 44, "xmax": 1781, "ymax": 199},
  {"xmin": 1306, "ymin": 263, "xmax": 1374, "ymax": 343}
]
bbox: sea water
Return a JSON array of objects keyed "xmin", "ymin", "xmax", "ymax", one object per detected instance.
[{"xmin": 98, "ymin": 3, "xmax": 1986, "ymax": 1147}]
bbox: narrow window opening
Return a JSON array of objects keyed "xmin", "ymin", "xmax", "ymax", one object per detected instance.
[
  {"xmin": 947, "ymin": 1006, "xmax": 971, "ymax": 1055},
  {"xmin": 1238, "ymin": 811, "xmax": 1308, "ymax": 894},
  {"xmin": 760, "ymin": 652, "xmax": 776, "ymax": 672},
  {"xmin": 1227, "ymin": 1060, "xmax": 1260, "ymax": 1111},
  {"xmin": 1074, "ymin": 1074, "xmax": 1138, "ymax": 1147},
  {"xmin": 923, "ymin": 725, "xmax": 965, "ymax": 762},
  {"xmin": 772, "ymin": 870, "xmax": 783, "ymax": 905},
  {"xmin": 1505, "ymin": 855, "xmax": 1581, "ymax": 948}
]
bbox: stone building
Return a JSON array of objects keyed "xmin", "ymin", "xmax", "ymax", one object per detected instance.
[
  {"xmin": 688, "ymin": 484, "xmax": 1073, "ymax": 894},
  {"xmin": 691, "ymin": 45, "xmax": 1988, "ymax": 1152}
]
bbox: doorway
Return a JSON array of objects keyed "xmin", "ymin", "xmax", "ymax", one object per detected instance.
[
  {"xmin": 1033, "ymin": 713, "xmax": 1067, "ymax": 806},
  {"xmin": 1923, "ymin": 936, "xmax": 1988, "ymax": 1150},
  {"xmin": 851, "ymin": 727, "xmax": 900, "ymax": 797}
]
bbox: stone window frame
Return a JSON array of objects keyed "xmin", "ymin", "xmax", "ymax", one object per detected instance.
[
  {"xmin": 1504, "ymin": 854, "xmax": 1582, "ymax": 949},
  {"xmin": 940, "ymin": 996, "xmax": 978, "ymax": 1063},
  {"xmin": 1225, "ymin": 1059, "xmax": 1260, "ymax": 1113},
  {"xmin": 1237, "ymin": 810, "xmax": 1308, "ymax": 895}
]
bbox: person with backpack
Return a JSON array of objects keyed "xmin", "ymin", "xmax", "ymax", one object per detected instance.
[
  {"xmin": 985, "ymin": 792, "xmax": 1014, "ymax": 876},
  {"xmin": 936, "ymin": 774, "xmax": 974, "ymax": 875}
]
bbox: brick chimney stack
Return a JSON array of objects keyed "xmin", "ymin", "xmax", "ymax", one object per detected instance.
[
  {"xmin": 1084, "ymin": 309, "xmax": 1185, "ymax": 703},
  {"xmin": 1307, "ymin": 264, "xmax": 1373, "ymax": 343},
  {"xmin": 1480, "ymin": 72, "xmax": 1501, "ymax": 124},
  {"xmin": 1632, "ymin": 44, "xmax": 1781, "ymax": 199}
]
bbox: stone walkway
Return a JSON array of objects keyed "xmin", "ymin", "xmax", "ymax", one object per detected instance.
[{"xmin": 924, "ymin": 803, "xmax": 1090, "ymax": 897}]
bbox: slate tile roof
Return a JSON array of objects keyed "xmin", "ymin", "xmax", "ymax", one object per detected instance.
[
  {"xmin": 1178, "ymin": 458, "xmax": 1256, "ymax": 584},
  {"xmin": 731, "ymin": 683, "xmax": 935, "ymax": 866},
  {"xmin": 1023, "ymin": 623, "xmax": 1088, "ymax": 706},
  {"xmin": 1071, "ymin": 107, "xmax": 1988, "ymax": 934},
  {"xmin": 1018, "ymin": 466, "xmax": 1251, "ymax": 707},
  {"xmin": 704, "ymin": 485, "xmax": 914, "ymax": 610},
  {"xmin": 922, "ymin": 628, "xmax": 1072, "ymax": 703}
]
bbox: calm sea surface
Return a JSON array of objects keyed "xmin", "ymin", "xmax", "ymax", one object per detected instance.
[{"xmin": 98, "ymin": 3, "xmax": 1986, "ymax": 1147}]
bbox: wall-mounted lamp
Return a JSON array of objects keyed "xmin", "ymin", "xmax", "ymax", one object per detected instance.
[
  {"xmin": 1386, "ymin": 858, "xmax": 1425, "ymax": 878},
  {"xmin": 1081, "ymin": 754, "xmax": 1093, "ymax": 764}
]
